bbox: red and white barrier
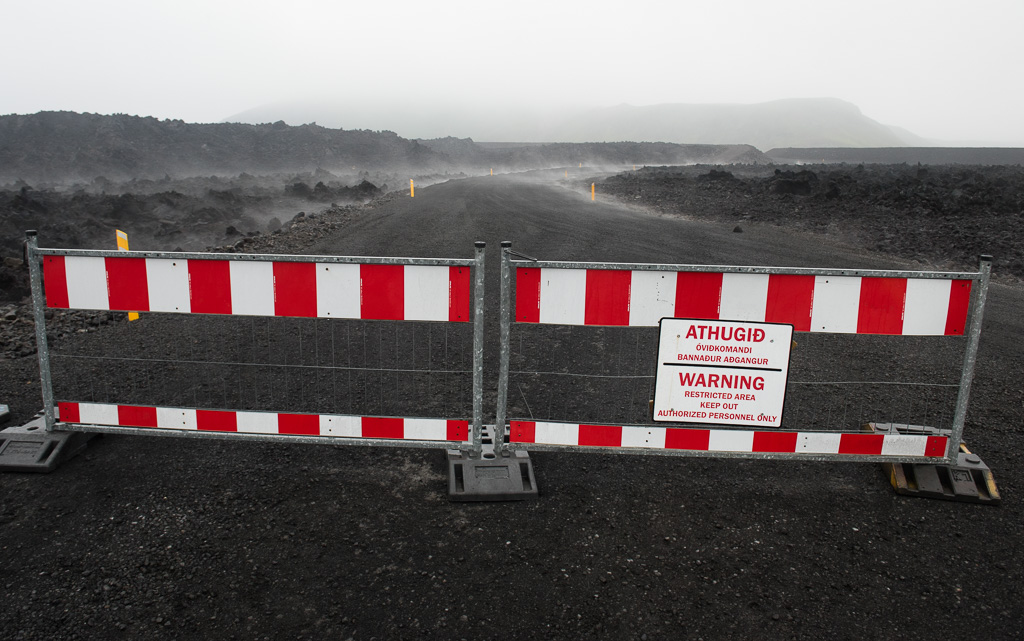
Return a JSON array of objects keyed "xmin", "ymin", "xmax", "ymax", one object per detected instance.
[
  {"xmin": 515, "ymin": 268, "xmax": 972, "ymax": 335},
  {"xmin": 509, "ymin": 421, "xmax": 946, "ymax": 458},
  {"xmin": 57, "ymin": 402, "xmax": 470, "ymax": 442},
  {"xmin": 42, "ymin": 256, "xmax": 472, "ymax": 321}
]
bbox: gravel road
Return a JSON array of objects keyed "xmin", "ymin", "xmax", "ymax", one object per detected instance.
[{"xmin": 2, "ymin": 171, "xmax": 1022, "ymax": 640}]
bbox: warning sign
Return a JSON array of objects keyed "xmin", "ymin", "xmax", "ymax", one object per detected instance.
[{"xmin": 653, "ymin": 318, "xmax": 794, "ymax": 428}]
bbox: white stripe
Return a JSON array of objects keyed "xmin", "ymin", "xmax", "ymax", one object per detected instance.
[
  {"xmin": 708, "ymin": 429, "xmax": 754, "ymax": 452},
  {"xmin": 319, "ymin": 414, "xmax": 361, "ymax": 437},
  {"xmin": 236, "ymin": 411, "xmax": 278, "ymax": 434},
  {"xmin": 229, "ymin": 261, "xmax": 274, "ymax": 316},
  {"xmin": 77, "ymin": 402, "xmax": 119, "ymax": 426},
  {"xmin": 404, "ymin": 265, "xmax": 449, "ymax": 321},
  {"xmin": 535, "ymin": 422, "xmax": 580, "ymax": 445},
  {"xmin": 146, "ymin": 258, "xmax": 191, "ymax": 313},
  {"xmin": 156, "ymin": 407, "xmax": 197, "ymax": 430},
  {"xmin": 316, "ymin": 263, "xmax": 360, "ymax": 318},
  {"xmin": 621, "ymin": 425, "xmax": 666, "ymax": 449},
  {"xmin": 902, "ymin": 279, "xmax": 951, "ymax": 336},
  {"xmin": 796, "ymin": 432, "xmax": 842, "ymax": 454},
  {"xmin": 64, "ymin": 256, "xmax": 109, "ymax": 310},
  {"xmin": 719, "ymin": 273, "xmax": 769, "ymax": 321},
  {"xmin": 539, "ymin": 269, "xmax": 586, "ymax": 325},
  {"xmin": 810, "ymin": 276, "xmax": 861, "ymax": 333},
  {"xmin": 629, "ymin": 271, "xmax": 676, "ymax": 326},
  {"xmin": 404, "ymin": 418, "xmax": 448, "ymax": 440},
  {"xmin": 881, "ymin": 434, "xmax": 929, "ymax": 457}
]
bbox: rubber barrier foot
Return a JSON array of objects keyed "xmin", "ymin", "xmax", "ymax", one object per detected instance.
[
  {"xmin": 0, "ymin": 413, "xmax": 95, "ymax": 473},
  {"xmin": 447, "ymin": 449, "xmax": 539, "ymax": 502},
  {"xmin": 867, "ymin": 423, "xmax": 1000, "ymax": 505}
]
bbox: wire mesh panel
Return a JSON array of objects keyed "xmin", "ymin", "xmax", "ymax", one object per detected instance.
[
  {"xmin": 27, "ymin": 239, "xmax": 484, "ymax": 450},
  {"xmin": 496, "ymin": 252, "xmax": 990, "ymax": 464}
]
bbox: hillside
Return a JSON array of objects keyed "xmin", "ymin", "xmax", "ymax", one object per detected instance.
[
  {"xmin": 0, "ymin": 112, "xmax": 448, "ymax": 183},
  {"xmin": 0, "ymin": 112, "xmax": 771, "ymax": 185},
  {"xmin": 767, "ymin": 147, "xmax": 1024, "ymax": 165}
]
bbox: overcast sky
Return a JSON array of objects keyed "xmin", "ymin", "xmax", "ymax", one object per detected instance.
[{"xmin": 3, "ymin": 0, "xmax": 1022, "ymax": 144}]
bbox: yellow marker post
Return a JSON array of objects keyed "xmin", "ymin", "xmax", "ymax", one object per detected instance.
[
  {"xmin": 116, "ymin": 230, "xmax": 139, "ymax": 321},
  {"xmin": 565, "ymin": 170, "xmax": 568, "ymax": 178},
  {"xmin": 579, "ymin": 163, "xmax": 582, "ymax": 168},
  {"xmin": 591, "ymin": 183, "xmax": 595, "ymax": 201},
  {"xmin": 490, "ymin": 168, "xmax": 493, "ymax": 176},
  {"xmin": 410, "ymin": 179, "xmax": 415, "ymax": 198}
]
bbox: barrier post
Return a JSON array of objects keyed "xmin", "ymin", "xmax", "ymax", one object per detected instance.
[
  {"xmin": 495, "ymin": 241, "xmax": 513, "ymax": 451},
  {"xmin": 25, "ymin": 231, "xmax": 55, "ymax": 432},
  {"xmin": 947, "ymin": 254, "xmax": 992, "ymax": 462},
  {"xmin": 471, "ymin": 241, "xmax": 486, "ymax": 453}
]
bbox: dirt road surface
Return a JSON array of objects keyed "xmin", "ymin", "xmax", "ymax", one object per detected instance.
[{"xmin": 2, "ymin": 172, "xmax": 1022, "ymax": 640}]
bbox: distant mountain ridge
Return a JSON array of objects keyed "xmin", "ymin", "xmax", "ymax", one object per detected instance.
[
  {"xmin": 228, "ymin": 97, "xmax": 923, "ymax": 150},
  {"xmin": 0, "ymin": 112, "xmax": 770, "ymax": 184},
  {"xmin": 0, "ymin": 111, "xmax": 445, "ymax": 183}
]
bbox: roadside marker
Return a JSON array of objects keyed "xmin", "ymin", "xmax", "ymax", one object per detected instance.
[
  {"xmin": 410, "ymin": 179, "xmax": 415, "ymax": 198},
  {"xmin": 115, "ymin": 230, "xmax": 139, "ymax": 321},
  {"xmin": 591, "ymin": 183, "xmax": 595, "ymax": 201}
]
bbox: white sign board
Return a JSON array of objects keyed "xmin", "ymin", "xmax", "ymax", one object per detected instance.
[{"xmin": 653, "ymin": 318, "xmax": 794, "ymax": 428}]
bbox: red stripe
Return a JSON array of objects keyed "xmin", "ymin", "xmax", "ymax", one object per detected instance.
[
  {"xmin": 752, "ymin": 431, "xmax": 798, "ymax": 453},
  {"xmin": 188, "ymin": 260, "xmax": 232, "ymax": 314},
  {"xmin": 360, "ymin": 265, "xmax": 404, "ymax": 320},
  {"xmin": 43, "ymin": 256, "xmax": 70, "ymax": 308},
  {"xmin": 510, "ymin": 421, "xmax": 537, "ymax": 443},
  {"xmin": 857, "ymin": 277, "xmax": 907, "ymax": 335},
  {"xmin": 665, "ymin": 428, "xmax": 711, "ymax": 451},
  {"xmin": 273, "ymin": 262, "xmax": 317, "ymax": 317},
  {"xmin": 57, "ymin": 402, "xmax": 80, "ymax": 423},
  {"xmin": 449, "ymin": 266, "xmax": 472, "ymax": 322},
  {"xmin": 925, "ymin": 436, "xmax": 948, "ymax": 457},
  {"xmin": 674, "ymin": 272, "xmax": 722, "ymax": 320},
  {"xmin": 944, "ymin": 280, "xmax": 973, "ymax": 336},
  {"xmin": 117, "ymin": 405, "xmax": 158, "ymax": 428},
  {"xmin": 838, "ymin": 433, "xmax": 884, "ymax": 456},
  {"xmin": 765, "ymin": 274, "xmax": 814, "ymax": 331},
  {"xmin": 362, "ymin": 417, "xmax": 404, "ymax": 439},
  {"xmin": 196, "ymin": 409, "xmax": 238, "ymax": 432},
  {"xmin": 515, "ymin": 268, "xmax": 541, "ymax": 323},
  {"xmin": 105, "ymin": 256, "xmax": 150, "ymax": 312},
  {"xmin": 446, "ymin": 420, "xmax": 469, "ymax": 441},
  {"xmin": 278, "ymin": 413, "xmax": 319, "ymax": 436},
  {"xmin": 578, "ymin": 424, "xmax": 623, "ymax": 447},
  {"xmin": 583, "ymin": 270, "xmax": 631, "ymax": 326}
]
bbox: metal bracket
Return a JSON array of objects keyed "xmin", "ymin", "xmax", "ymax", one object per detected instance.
[
  {"xmin": 447, "ymin": 425, "xmax": 539, "ymax": 501},
  {"xmin": 0, "ymin": 413, "xmax": 95, "ymax": 473},
  {"xmin": 867, "ymin": 423, "xmax": 1000, "ymax": 505}
]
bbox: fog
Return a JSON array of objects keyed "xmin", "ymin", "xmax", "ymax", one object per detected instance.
[{"xmin": 2, "ymin": 0, "xmax": 1023, "ymax": 145}]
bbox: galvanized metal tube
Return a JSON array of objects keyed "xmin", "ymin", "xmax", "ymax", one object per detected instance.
[
  {"xmin": 25, "ymin": 231, "xmax": 57, "ymax": 432},
  {"xmin": 494, "ymin": 241, "xmax": 513, "ymax": 452},
  {"xmin": 471, "ymin": 242, "xmax": 486, "ymax": 454},
  {"xmin": 509, "ymin": 258, "xmax": 976, "ymax": 281},
  {"xmin": 947, "ymin": 255, "xmax": 992, "ymax": 462},
  {"xmin": 32, "ymin": 246, "xmax": 475, "ymax": 267}
]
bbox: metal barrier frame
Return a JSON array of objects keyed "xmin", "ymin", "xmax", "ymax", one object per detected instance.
[
  {"xmin": 494, "ymin": 242, "xmax": 991, "ymax": 465},
  {"xmin": 26, "ymin": 232, "xmax": 488, "ymax": 454}
]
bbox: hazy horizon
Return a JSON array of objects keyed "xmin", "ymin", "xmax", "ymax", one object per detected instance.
[{"xmin": 3, "ymin": 0, "xmax": 1023, "ymax": 146}]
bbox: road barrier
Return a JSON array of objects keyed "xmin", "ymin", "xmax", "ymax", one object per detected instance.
[
  {"xmin": 494, "ymin": 242, "xmax": 991, "ymax": 466},
  {"xmin": 18, "ymin": 232, "xmax": 498, "ymax": 466},
  {"xmin": 7, "ymin": 232, "xmax": 996, "ymax": 500}
]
